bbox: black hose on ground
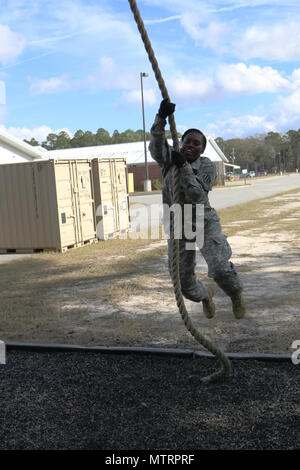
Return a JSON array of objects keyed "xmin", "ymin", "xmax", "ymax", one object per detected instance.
[{"xmin": 5, "ymin": 341, "xmax": 291, "ymax": 362}]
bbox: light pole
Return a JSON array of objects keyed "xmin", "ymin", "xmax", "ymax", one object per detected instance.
[{"xmin": 140, "ymin": 72, "xmax": 151, "ymax": 191}]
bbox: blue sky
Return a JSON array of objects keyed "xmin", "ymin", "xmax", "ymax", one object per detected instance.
[{"xmin": 0, "ymin": 0, "xmax": 300, "ymax": 143}]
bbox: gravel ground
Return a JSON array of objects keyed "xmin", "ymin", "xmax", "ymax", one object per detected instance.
[{"xmin": 0, "ymin": 349, "xmax": 299, "ymax": 451}]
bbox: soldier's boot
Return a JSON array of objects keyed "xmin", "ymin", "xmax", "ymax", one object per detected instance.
[
  {"xmin": 231, "ymin": 293, "xmax": 246, "ymax": 319},
  {"xmin": 202, "ymin": 287, "xmax": 216, "ymax": 319}
]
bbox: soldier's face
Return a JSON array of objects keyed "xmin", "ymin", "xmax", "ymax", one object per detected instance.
[{"xmin": 181, "ymin": 132, "xmax": 204, "ymax": 162}]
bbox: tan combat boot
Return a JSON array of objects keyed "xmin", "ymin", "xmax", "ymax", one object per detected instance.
[
  {"xmin": 231, "ymin": 294, "xmax": 246, "ymax": 319},
  {"xmin": 202, "ymin": 287, "xmax": 216, "ymax": 319}
]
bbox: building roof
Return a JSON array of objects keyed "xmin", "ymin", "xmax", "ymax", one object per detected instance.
[
  {"xmin": 0, "ymin": 127, "xmax": 48, "ymax": 163},
  {"xmin": 48, "ymin": 136, "xmax": 229, "ymax": 164},
  {"xmin": 204, "ymin": 137, "xmax": 229, "ymax": 163}
]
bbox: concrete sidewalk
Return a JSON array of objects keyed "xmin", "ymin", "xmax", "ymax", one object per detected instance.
[{"xmin": 0, "ymin": 253, "xmax": 33, "ymax": 264}]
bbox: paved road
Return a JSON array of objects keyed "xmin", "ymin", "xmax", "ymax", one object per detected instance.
[
  {"xmin": 210, "ymin": 173, "xmax": 300, "ymax": 209},
  {"xmin": 130, "ymin": 173, "xmax": 300, "ymax": 210},
  {"xmin": 129, "ymin": 173, "xmax": 300, "ymax": 231}
]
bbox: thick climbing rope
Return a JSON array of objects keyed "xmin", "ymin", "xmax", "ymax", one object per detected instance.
[{"xmin": 128, "ymin": 0, "xmax": 231, "ymax": 383}]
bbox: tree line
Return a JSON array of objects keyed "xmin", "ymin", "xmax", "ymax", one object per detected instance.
[
  {"xmin": 215, "ymin": 130, "xmax": 300, "ymax": 173},
  {"xmin": 24, "ymin": 127, "xmax": 300, "ymax": 173},
  {"xmin": 25, "ymin": 128, "xmax": 160, "ymax": 150},
  {"xmin": 24, "ymin": 128, "xmax": 177, "ymax": 151}
]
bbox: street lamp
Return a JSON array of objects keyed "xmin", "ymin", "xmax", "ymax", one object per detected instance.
[{"xmin": 140, "ymin": 72, "xmax": 151, "ymax": 191}]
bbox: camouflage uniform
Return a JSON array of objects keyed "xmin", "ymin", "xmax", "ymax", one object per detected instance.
[{"xmin": 149, "ymin": 114, "xmax": 243, "ymax": 302}]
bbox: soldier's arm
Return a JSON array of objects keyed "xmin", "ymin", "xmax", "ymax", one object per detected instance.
[{"xmin": 148, "ymin": 115, "xmax": 172, "ymax": 169}]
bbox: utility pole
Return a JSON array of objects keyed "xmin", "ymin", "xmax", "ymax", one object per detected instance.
[
  {"xmin": 231, "ymin": 147, "xmax": 235, "ymax": 167},
  {"xmin": 140, "ymin": 72, "xmax": 151, "ymax": 191}
]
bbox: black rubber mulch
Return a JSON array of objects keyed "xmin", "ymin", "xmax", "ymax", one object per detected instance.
[{"xmin": 0, "ymin": 350, "xmax": 299, "ymax": 450}]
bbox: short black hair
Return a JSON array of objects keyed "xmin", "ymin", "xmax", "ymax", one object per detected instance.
[{"xmin": 181, "ymin": 128, "xmax": 207, "ymax": 152}]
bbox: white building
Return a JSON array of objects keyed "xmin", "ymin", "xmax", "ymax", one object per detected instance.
[{"xmin": 0, "ymin": 127, "xmax": 48, "ymax": 164}]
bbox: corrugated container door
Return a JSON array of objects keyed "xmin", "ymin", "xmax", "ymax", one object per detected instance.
[
  {"xmin": 54, "ymin": 161, "xmax": 78, "ymax": 247},
  {"xmin": 110, "ymin": 159, "xmax": 119, "ymax": 232},
  {"xmin": 93, "ymin": 159, "xmax": 117, "ymax": 239},
  {"xmin": 73, "ymin": 160, "xmax": 96, "ymax": 242},
  {"xmin": 114, "ymin": 159, "xmax": 130, "ymax": 233}
]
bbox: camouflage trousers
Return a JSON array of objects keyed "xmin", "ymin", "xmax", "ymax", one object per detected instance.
[{"xmin": 167, "ymin": 209, "xmax": 243, "ymax": 301}]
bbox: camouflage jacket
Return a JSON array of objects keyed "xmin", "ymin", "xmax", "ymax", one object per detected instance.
[{"xmin": 149, "ymin": 114, "xmax": 217, "ymax": 215}]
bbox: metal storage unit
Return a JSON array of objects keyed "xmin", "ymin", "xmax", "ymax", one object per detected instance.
[
  {"xmin": 92, "ymin": 158, "xmax": 130, "ymax": 239},
  {"xmin": 0, "ymin": 159, "xmax": 97, "ymax": 252}
]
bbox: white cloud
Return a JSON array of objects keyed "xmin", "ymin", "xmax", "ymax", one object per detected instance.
[
  {"xmin": 281, "ymin": 89, "xmax": 300, "ymax": 112},
  {"xmin": 86, "ymin": 56, "xmax": 158, "ymax": 108},
  {"xmin": 0, "ymin": 24, "xmax": 26, "ymax": 65},
  {"xmin": 169, "ymin": 63, "xmax": 293, "ymax": 104},
  {"xmin": 144, "ymin": 15, "xmax": 180, "ymax": 25},
  {"xmin": 1, "ymin": 125, "xmax": 73, "ymax": 143},
  {"xmin": 95, "ymin": 56, "xmax": 137, "ymax": 91},
  {"xmin": 204, "ymin": 114, "xmax": 274, "ymax": 139},
  {"xmin": 180, "ymin": 14, "xmax": 230, "ymax": 50},
  {"xmin": 92, "ymin": 58, "xmax": 297, "ymax": 107},
  {"xmin": 217, "ymin": 63, "xmax": 293, "ymax": 94},
  {"xmin": 29, "ymin": 31, "xmax": 80, "ymax": 45},
  {"xmin": 274, "ymin": 89, "xmax": 300, "ymax": 128},
  {"xmin": 123, "ymin": 88, "xmax": 157, "ymax": 107},
  {"xmin": 99, "ymin": 56, "xmax": 118, "ymax": 77},
  {"xmin": 169, "ymin": 74, "xmax": 218, "ymax": 103},
  {"xmin": 236, "ymin": 21, "xmax": 300, "ymax": 60},
  {"xmin": 179, "ymin": 12, "xmax": 300, "ymax": 62},
  {"xmin": 28, "ymin": 74, "xmax": 71, "ymax": 95},
  {"xmin": 289, "ymin": 69, "xmax": 300, "ymax": 86},
  {"xmin": 86, "ymin": 56, "xmax": 145, "ymax": 93},
  {"xmin": 204, "ymin": 86, "xmax": 300, "ymax": 139}
]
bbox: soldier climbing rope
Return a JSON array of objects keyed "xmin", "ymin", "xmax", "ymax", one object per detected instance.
[{"xmin": 127, "ymin": 0, "xmax": 232, "ymax": 383}]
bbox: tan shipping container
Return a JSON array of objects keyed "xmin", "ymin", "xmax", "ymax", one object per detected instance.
[
  {"xmin": 92, "ymin": 158, "xmax": 130, "ymax": 239},
  {"xmin": 0, "ymin": 159, "xmax": 97, "ymax": 252}
]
